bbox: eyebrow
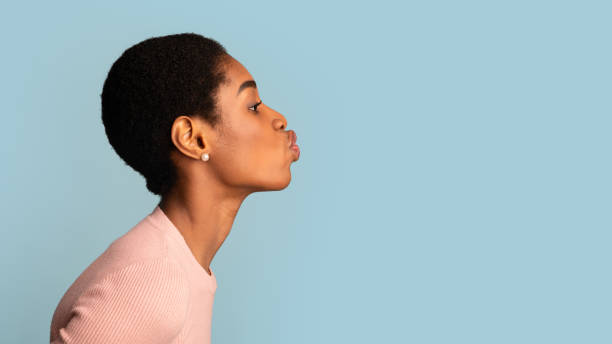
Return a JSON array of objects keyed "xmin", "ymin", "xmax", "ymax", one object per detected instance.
[{"xmin": 236, "ymin": 80, "xmax": 257, "ymax": 96}]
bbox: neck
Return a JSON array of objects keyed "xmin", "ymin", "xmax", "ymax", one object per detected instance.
[{"xmin": 158, "ymin": 178, "xmax": 250, "ymax": 274}]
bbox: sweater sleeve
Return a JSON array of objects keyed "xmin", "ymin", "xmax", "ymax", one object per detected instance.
[{"xmin": 51, "ymin": 257, "xmax": 190, "ymax": 344}]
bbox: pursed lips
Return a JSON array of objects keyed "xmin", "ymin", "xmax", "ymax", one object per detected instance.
[
  {"xmin": 287, "ymin": 130, "xmax": 300, "ymax": 160},
  {"xmin": 287, "ymin": 130, "xmax": 297, "ymax": 147}
]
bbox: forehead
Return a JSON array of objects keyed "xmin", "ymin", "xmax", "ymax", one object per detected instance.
[
  {"xmin": 214, "ymin": 57, "xmax": 257, "ymax": 124},
  {"xmin": 223, "ymin": 57, "xmax": 254, "ymax": 89}
]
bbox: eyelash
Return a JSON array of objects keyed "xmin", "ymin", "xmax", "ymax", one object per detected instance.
[{"xmin": 249, "ymin": 100, "xmax": 263, "ymax": 113}]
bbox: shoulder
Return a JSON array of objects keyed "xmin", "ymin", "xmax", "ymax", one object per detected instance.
[
  {"xmin": 58, "ymin": 257, "xmax": 190, "ymax": 343},
  {"xmin": 105, "ymin": 215, "xmax": 169, "ymax": 263}
]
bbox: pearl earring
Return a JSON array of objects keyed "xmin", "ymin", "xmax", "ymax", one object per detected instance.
[{"xmin": 201, "ymin": 152, "xmax": 210, "ymax": 161}]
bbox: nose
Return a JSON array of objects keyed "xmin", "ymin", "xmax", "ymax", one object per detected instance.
[
  {"xmin": 272, "ymin": 110, "xmax": 287, "ymax": 130},
  {"xmin": 275, "ymin": 118, "xmax": 286, "ymax": 130}
]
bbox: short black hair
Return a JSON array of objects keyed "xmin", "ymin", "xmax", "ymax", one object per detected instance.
[{"xmin": 101, "ymin": 33, "xmax": 229, "ymax": 197}]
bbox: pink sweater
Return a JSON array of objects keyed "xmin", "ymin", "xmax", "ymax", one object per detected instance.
[{"xmin": 50, "ymin": 205, "xmax": 217, "ymax": 343}]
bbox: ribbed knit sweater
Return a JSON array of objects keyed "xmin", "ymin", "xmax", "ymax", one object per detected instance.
[{"xmin": 50, "ymin": 205, "xmax": 217, "ymax": 343}]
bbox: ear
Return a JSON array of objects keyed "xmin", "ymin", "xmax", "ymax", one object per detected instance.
[{"xmin": 170, "ymin": 116, "xmax": 211, "ymax": 160}]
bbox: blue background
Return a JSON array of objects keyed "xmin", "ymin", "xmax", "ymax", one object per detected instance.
[{"xmin": 1, "ymin": 0, "xmax": 610, "ymax": 343}]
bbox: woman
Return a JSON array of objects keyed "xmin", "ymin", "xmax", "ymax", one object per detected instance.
[{"xmin": 49, "ymin": 33, "xmax": 300, "ymax": 343}]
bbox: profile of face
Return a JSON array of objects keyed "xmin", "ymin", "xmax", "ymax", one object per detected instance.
[{"xmin": 170, "ymin": 55, "xmax": 299, "ymax": 195}]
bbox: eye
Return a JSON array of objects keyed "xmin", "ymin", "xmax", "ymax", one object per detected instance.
[{"xmin": 248, "ymin": 100, "xmax": 263, "ymax": 113}]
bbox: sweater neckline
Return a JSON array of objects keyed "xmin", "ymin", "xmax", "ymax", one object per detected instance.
[{"xmin": 146, "ymin": 205, "xmax": 217, "ymax": 290}]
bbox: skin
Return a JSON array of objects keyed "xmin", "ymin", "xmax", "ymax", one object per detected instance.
[{"xmin": 158, "ymin": 55, "xmax": 298, "ymax": 275}]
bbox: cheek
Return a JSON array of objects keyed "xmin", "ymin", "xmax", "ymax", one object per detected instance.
[
  {"xmin": 219, "ymin": 123, "xmax": 272, "ymax": 172},
  {"xmin": 244, "ymin": 130, "xmax": 279, "ymax": 164},
  {"xmin": 213, "ymin": 110, "xmax": 288, "ymax": 183},
  {"xmin": 237, "ymin": 128, "xmax": 287, "ymax": 177}
]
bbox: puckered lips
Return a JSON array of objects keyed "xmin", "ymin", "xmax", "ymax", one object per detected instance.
[{"xmin": 287, "ymin": 130, "xmax": 300, "ymax": 160}]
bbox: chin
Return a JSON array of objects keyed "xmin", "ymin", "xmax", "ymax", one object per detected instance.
[
  {"xmin": 274, "ymin": 174, "xmax": 292, "ymax": 190},
  {"xmin": 249, "ymin": 166, "xmax": 293, "ymax": 192},
  {"xmin": 265, "ymin": 171, "xmax": 292, "ymax": 191}
]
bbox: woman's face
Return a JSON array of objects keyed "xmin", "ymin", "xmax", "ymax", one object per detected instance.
[{"xmin": 187, "ymin": 55, "xmax": 299, "ymax": 193}]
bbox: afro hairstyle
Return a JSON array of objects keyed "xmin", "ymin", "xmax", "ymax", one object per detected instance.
[{"xmin": 101, "ymin": 32, "xmax": 230, "ymax": 197}]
